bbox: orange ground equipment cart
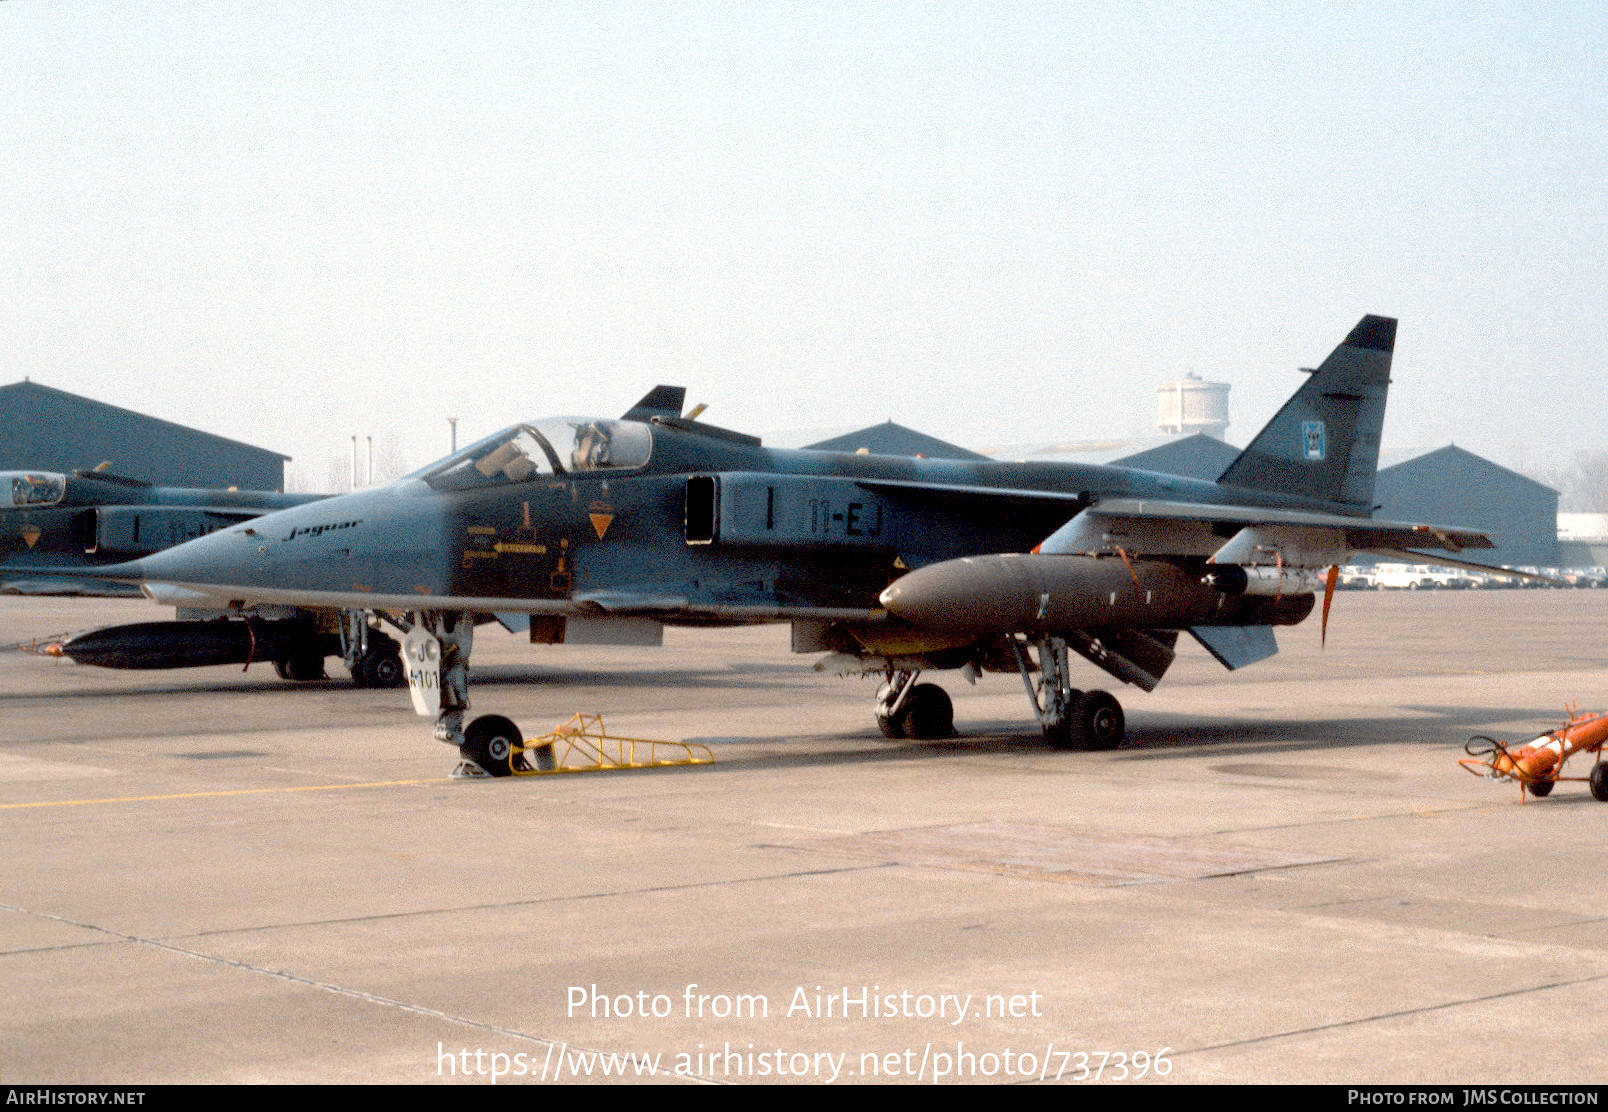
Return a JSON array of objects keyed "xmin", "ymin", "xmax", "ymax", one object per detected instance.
[{"xmin": 1461, "ymin": 707, "xmax": 1608, "ymax": 801}]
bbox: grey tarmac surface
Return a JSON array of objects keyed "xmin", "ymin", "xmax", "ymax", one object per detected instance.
[{"xmin": 2, "ymin": 591, "xmax": 1607, "ymax": 1085}]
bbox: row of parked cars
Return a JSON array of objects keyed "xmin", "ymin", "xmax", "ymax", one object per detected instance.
[{"xmin": 1338, "ymin": 563, "xmax": 1608, "ymax": 589}]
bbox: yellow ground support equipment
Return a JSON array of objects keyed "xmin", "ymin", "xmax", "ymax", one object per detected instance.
[{"xmin": 514, "ymin": 713, "xmax": 713, "ymax": 776}]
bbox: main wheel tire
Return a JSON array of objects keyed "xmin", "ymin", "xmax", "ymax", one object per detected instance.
[
  {"xmin": 1043, "ymin": 720, "xmax": 1075, "ymax": 750},
  {"xmin": 1041, "ymin": 688, "xmax": 1085, "ymax": 751},
  {"xmin": 461, "ymin": 714, "xmax": 522, "ymax": 778},
  {"xmin": 284, "ymin": 647, "xmax": 326, "ymax": 682},
  {"xmin": 1590, "ymin": 763, "xmax": 1608, "ymax": 802},
  {"xmin": 1528, "ymin": 778, "xmax": 1554, "ymax": 798},
  {"xmin": 899, "ymin": 683, "xmax": 953, "ymax": 740},
  {"xmin": 1071, "ymin": 690, "xmax": 1125, "ymax": 750},
  {"xmin": 363, "ymin": 651, "xmax": 405, "ymax": 688}
]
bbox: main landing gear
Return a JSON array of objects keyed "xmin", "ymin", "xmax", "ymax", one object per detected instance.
[
  {"xmin": 341, "ymin": 611, "xmax": 405, "ymax": 689},
  {"xmin": 864, "ymin": 637, "xmax": 1126, "ymax": 751},
  {"xmin": 263, "ymin": 610, "xmax": 404, "ymax": 688},
  {"xmin": 875, "ymin": 671, "xmax": 955, "ymax": 740},
  {"xmin": 1009, "ymin": 634, "xmax": 1126, "ymax": 751}
]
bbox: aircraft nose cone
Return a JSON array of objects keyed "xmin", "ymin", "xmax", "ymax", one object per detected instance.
[
  {"xmin": 130, "ymin": 481, "xmax": 446, "ymax": 604},
  {"xmin": 134, "ymin": 517, "xmax": 275, "ymax": 589}
]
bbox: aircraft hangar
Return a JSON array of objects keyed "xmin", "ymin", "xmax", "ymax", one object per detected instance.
[
  {"xmin": 1372, "ymin": 445, "xmax": 1560, "ymax": 569},
  {"xmin": 803, "ymin": 421, "xmax": 988, "ymax": 461},
  {"xmin": 0, "ymin": 380, "xmax": 290, "ymax": 490}
]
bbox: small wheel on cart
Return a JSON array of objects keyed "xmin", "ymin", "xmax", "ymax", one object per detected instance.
[
  {"xmin": 1528, "ymin": 778, "xmax": 1554, "ymax": 798},
  {"xmin": 1590, "ymin": 762, "xmax": 1608, "ymax": 802}
]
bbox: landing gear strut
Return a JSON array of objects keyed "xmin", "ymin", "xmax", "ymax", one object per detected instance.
[
  {"xmin": 1011, "ymin": 635, "xmax": 1125, "ymax": 750},
  {"xmin": 341, "ymin": 611, "xmax": 405, "ymax": 688},
  {"xmin": 874, "ymin": 671, "xmax": 954, "ymax": 740},
  {"xmin": 404, "ymin": 610, "xmax": 543, "ymax": 778}
]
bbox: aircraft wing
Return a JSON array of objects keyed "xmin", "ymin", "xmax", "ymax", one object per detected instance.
[
  {"xmin": 128, "ymin": 576, "xmax": 885, "ymax": 622},
  {"xmin": 1074, "ymin": 497, "xmax": 1493, "ymax": 554},
  {"xmin": 572, "ymin": 588, "xmax": 881, "ymax": 623},
  {"xmin": 856, "ymin": 481, "xmax": 1493, "ymax": 557},
  {"xmin": 1366, "ymin": 548, "xmax": 1562, "ymax": 584}
]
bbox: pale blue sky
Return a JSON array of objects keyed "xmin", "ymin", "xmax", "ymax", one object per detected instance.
[{"xmin": 4, "ymin": 3, "xmax": 1604, "ymax": 484}]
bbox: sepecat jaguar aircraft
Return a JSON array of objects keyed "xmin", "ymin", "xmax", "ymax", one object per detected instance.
[{"xmin": 71, "ymin": 315, "xmax": 1507, "ymax": 774}]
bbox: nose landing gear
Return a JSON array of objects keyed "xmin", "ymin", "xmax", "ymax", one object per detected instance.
[{"xmin": 403, "ymin": 609, "xmax": 698, "ymax": 779}]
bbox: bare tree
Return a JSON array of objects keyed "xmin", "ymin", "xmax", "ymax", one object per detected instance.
[
  {"xmin": 372, "ymin": 433, "xmax": 410, "ymax": 484},
  {"xmin": 1517, "ymin": 450, "xmax": 1608, "ymax": 512},
  {"xmin": 1571, "ymin": 450, "xmax": 1608, "ymax": 513}
]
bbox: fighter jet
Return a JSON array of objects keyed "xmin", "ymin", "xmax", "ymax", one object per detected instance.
[
  {"xmin": 66, "ymin": 315, "xmax": 1503, "ymax": 774},
  {"xmin": 0, "ymin": 467, "xmax": 323, "ymax": 596},
  {"xmin": 0, "ymin": 468, "xmax": 406, "ymax": 684}
]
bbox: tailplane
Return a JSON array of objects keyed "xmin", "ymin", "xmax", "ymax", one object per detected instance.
[{"xmin": 1216, "ymin": 315, "xmax": 1395, "ymax": 508}]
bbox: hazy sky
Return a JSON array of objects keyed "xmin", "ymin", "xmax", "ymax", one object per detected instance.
[{"xmin": 5, "ymin": 3, "xmax": 1604, "ymax": 486}]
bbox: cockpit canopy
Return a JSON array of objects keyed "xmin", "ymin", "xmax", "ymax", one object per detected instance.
[
  {"xmin": 416, "ymin": 418, "xmax": 653, "ymax": 491},
  {"xmin": 3, "ymin": 472, "xmax": 66, "ymax": 508}
]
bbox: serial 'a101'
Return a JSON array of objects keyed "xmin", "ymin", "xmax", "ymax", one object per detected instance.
[{"xmin": 72, "ymin": 315, "xmax": 1510, "ymax": 775}]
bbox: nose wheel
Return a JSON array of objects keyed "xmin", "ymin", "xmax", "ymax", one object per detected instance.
[
  {"xmin": 457, "ymin": 714, "xmax": 561, "ymax": 777},
  {"xmin": 459, "ymin": 715, "xmax": 527, "ymax": 777}
]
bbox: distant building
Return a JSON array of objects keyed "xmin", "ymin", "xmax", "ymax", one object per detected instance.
[
  {"xmin": 1112, "ymin": 434, "xmax": 1240, "ymax": 481},
  {"xmin": 0, "ymin": 381, "xmax": 289, "ymax": 490},
  {"xmin": 1155, "ymin": 373, "xmax": 1231, "ymax": 439},
  {"xmin": 803, "ymin": 421, "xmax": 989, "ymax": 461},
  {"xmin": 1001, "ymin": 432, "xmax": 1240, "ymax": 480},
  {"xmin": 1374, "ymin": 445, "xmax": 1559, "ymax": 568},
  {"xmin": 1556, "ymin": 514, "xmax": 1608, "ymax": 568}
]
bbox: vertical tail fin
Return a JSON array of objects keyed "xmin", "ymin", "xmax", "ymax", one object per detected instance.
[
  {"xmin": 621, "ymin": 386, "xmax": 686, "ymax": 422},
  {"xmin": 1216, "ymin": 315, "xmax": 1395, "ymax": 508}
]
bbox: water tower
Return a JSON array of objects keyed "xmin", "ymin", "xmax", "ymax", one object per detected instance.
[{"xmin": 1156, "ymin": 373, "xmax": 1230, "ymax": 440}]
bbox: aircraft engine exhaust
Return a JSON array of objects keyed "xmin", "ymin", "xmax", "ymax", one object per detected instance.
[{"xmin": 1200, "ymin": 565, "xmax": 1327, "ymax": 596}]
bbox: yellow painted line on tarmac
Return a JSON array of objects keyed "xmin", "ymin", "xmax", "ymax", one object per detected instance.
[{"xmin": 0, "ymin": 777, "xmax": 453, "ymax": 811}]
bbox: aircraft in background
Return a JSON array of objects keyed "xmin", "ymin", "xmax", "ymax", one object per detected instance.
[
  {"xmin": 0, "ymin": 466, "xmax": 323, "ymax": 597},
  {"xmin": 0, "ymin": 468, "xmax": 405, "ymax": 686},
  {"xmin": 58, "ymin": 315, "xmax": 1512, "ymax": 774}
]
